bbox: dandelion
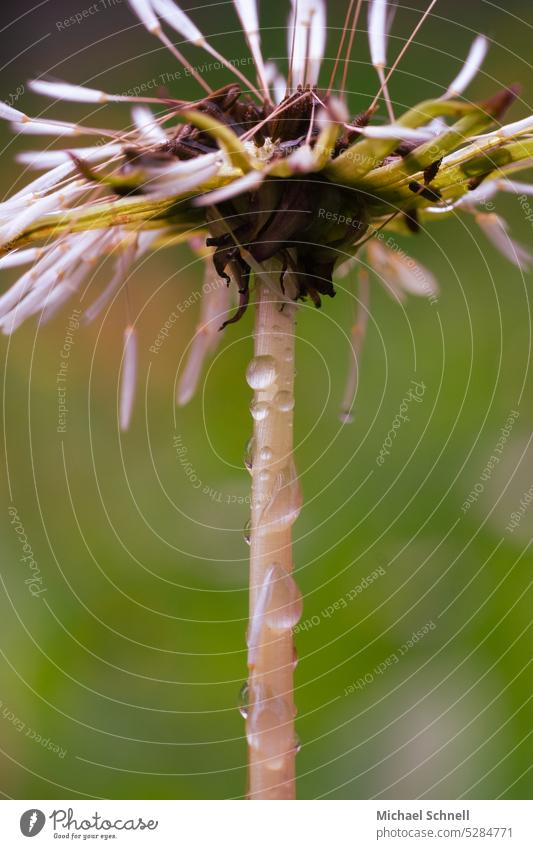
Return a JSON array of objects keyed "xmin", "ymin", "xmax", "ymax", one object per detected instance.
[{"xmin": 1, "ymin": 0, "xmax": 533, "ymax": 799}]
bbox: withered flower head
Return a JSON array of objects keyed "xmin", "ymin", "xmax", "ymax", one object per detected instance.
[
  {"xmin": 0, "ymin": 0, "xmax": 532, "ymax": 425},
  {"xmin": 3, "ymin": 0, "xmax": 533, "ymax": 803}
]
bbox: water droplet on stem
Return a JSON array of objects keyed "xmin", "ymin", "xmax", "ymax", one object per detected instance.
[
  {"xmin": 238, "ymin": 682, "xmax": 249, "ymax": 719},
  {"xmin": 274, "ymin": 390, "xmax": 294, "ymax": 412},
  {"xmin": 259, "ymin": 458, "xmax": 302, "ymax": 532},
  {"xmin": 250, "ymin": 400, "xmax": 270, "ymax": 421},
  {"xmin": 246, "ymin": 355, "xmax": 278, "ymax": 390},
  {"xmin": 264, "ymin": 563, "xmax": 303, "ymax": 631},
  {"xmin": 244, "ymin": 436, "xmax": 255, "ymax": 473},
  {"xmin": 246, "ymin": 688, "xmax": 294, "ymax": 771}
]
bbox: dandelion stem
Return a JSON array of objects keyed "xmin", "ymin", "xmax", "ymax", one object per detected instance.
[{"xmin": 246, "ymin": 277, "xmax": 302, "ymax": 799}]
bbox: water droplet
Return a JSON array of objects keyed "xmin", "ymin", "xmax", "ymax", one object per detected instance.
[
  {"xmin": 274, "ymin": 390, "xmax": 294, "ymax": 412},
  {"xmin": 258, "ymin": 469, "xmax": 272, "ymax": 484},
  {"xmin": 243, "ymin": 518, "xmax": 251, "ymax": 546},
  {"xmin": 244, "ymin": 436, "xmax": 255, "ymax": 473},
  {"xmin": 246, "ymin": 689, "xmax": 294, "ymax": 770},
  {"xmin": 259, "ymin": 458, "xmax": 302, "ymax": 532},
  {"xmin": 294, "ymin": 734, "xmax": 302, "ymax": 754},
  {"xmin": 247, "ymin": 568, "xmax": 273, "ymax": 668},
  {"xmin": 259, "ymin": 446, "xmax": 273, "ymax": 463},
  {"xmin": 339, "ymin": 409, "xmax": 354, "ymax": 424},
  {"xmin": 238, "ymin": 682, "xmax": 249, "ymax": 719},
  {"xmin": 246, "ymin": 355, "xmax": 277, "ymax": 390},
  {"xmin": 250, "ymin": 400, "xmax": 270, "ymax": 421},
  {"xmin": 264, "ymin": 563, "xmax": 303, "ymax": 631}
]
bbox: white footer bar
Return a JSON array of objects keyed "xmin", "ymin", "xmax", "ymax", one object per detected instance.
[{"xmin": 0, "ymin": 799, "xmax": 531, "ymax": 848}]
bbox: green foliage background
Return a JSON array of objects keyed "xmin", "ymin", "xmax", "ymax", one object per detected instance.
[{"xmin": 0, "ymin": 0, "xmax": 531, "ymax": 799}]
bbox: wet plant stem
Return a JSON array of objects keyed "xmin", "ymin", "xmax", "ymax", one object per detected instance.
[{"xmin": 246, "ymin": 278, "xmax": 302, "ymax": 800}]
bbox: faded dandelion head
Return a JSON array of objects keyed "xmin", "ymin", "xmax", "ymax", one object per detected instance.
[{"xmin": 1, "ymin": 0, "xmax": 533, "ymax": 427}]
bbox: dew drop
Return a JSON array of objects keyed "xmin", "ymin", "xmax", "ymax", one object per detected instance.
[
  {"xmin": 243, "ymin": 518, "xmax": 251, "ymax": 546},
  {"xmin": 247, "ymin": 567, "xmax": 273, "ymax": 668},
  {"xmin": 264, "ymin": 563, "xmax": 303, "ymax": 631},
  {"xmin": 339, "ymin": 409, "xmax": 354, "ymax": 424},
  {"xmin": 259, "ymin": 458, "xmax": 302, "ymax": 532},
  {"xmin": 259, "ymin": 446, "xmax": 273, "ymax": 463},
  {"xmin": 244, "ymin": 436, "xmax": 255, "ymax": 473},
  {"xmin": 258, "ymin": 469, "xmax": 272, "ymax": 484},
  {"xmin": 274, "ymin": 390, "xmax": 294, "ymax": 412},
  {"xmin": 238, "ymin": 682, "xmax": 249, "ymax": 719},
  {"xmin": 294, "ymin": 734, "xmax": 302, "ymax": 754},
  {"xmin": 246, "ymin": 690, "xmax": 294, "ymax": 770},
  {"xmin": 250, "ymin": 400, "xmax": 270, "ymax": 421},
  {"xmin": 246, "ymin": 355, "xmax": 277, "ymax": 390}
]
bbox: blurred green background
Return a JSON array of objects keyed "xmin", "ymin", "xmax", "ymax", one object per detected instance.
[{"xmin": 0, "ymin": 0, "xmax": 532, "ymax": 799}]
